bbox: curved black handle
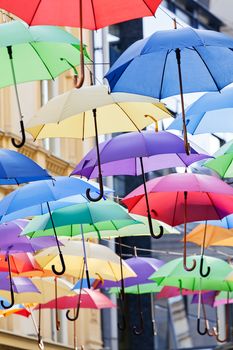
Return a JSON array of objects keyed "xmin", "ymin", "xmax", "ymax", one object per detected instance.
[
  {"xmin": 200, "ymin": 256, "xmax": 211, "ymax": 278},
  {"xmin": 51, "ymin": 252, "xmax": 66, "ymax": 276},
  {"xmin": 132, "ymin": 312, "xmax": 144, "ymax": 335},
  {"xmin": 11, "ymin": 120, "xmax": 26, "ymax": 148},
  {"xmin": 86, "ymin": 176, "xmax": 104, "ymax": 202},
  {"xmin": 183, "ymin": 256, "xmax": 196, "ymax": 272},
  {"xmin": 0, "ymin": 288, "xmax": 14, "ymax": 309},
  {"xmin": 1, "ymin": 255, "xmax": 15, "ymax": 309},
  {"xmin": 66, "ymin": 304, "xmax": 80, "ymax": 322},
  {"xmin": 197, "ymin": 318, "xmax": 208, "ymax": 336},
  {"xmin": 150, "ymin": 210, "xmax": 164, "ymax": 239}
]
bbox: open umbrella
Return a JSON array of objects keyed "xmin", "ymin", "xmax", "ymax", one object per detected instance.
[
  {"xmin": 0, "ymin": 299, "xmax": 32, "ymax": 318},
  {"xmin": 0, "ymin": 0, "xmax": 162, "ymax": 87},
  {"xmin": 204, "ymin": 139, "xmax": 233, "ymax": 179},
  {"xmin": 21, "ymin": 200, "xmax": 140, "ymax": 287},
  {"xmin": 168, "ymin": 87, "xmax": 233, "ymax": 135},
  {"xmin": 72, "ymin": 130, "xmax": 210, "ymax": 237},
  {"xmin": 26, "ymin": 85, "xmax": 170, "ymax": 202},
  {"xmin": 105, "ymin": 254, "xmax": 164, "ymax": 335},
  {"xmin": 150, "ymin": 255, "xmax": 233, "ymax": 337},
  {"xmin": 105, "ymin": 26, "xmax": 233, "ymax": 154},
  {"xmin": 122, "ymin": 173, "xmax": 233, "ymax": 273},
  {"xmin": 0, "ymin": 219, "xmax": 59, "ymax": 254},
  {"xmin": 0, "ymin": 253, "xmax": 43, "ymax": 309},
  {"xmin": 80, "ymin": 214, "xmax": 179, "ymax": 239},
  {"xmin": 0, "ymin": 149, "xmax": 50, "ymax": 184},
  {"xmin": 34, "ymin": 240, "xmax": 136, "ymax": 281},
  {"xmin": 0, "ymin": 176, "xmax": 111, "ymax": 275},
  {"xmin": 0, "ymin": 20, "xmax": 89, "ymax": 148}
]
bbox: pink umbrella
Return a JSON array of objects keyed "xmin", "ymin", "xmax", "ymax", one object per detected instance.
[
  {"xmin": 122, "ymin": 173, "xmax": 233, "ymax": 273},
  {"xmin": 156, "ymin": 286, "xmax": 208, "ymax": 299},
  {"xmin": 36, "ymin": 289, "xmax": 115, "ymax": 310}
]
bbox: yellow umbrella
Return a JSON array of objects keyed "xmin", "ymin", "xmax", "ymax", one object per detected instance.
[
  {"xmin": 26, "ymin": 85, "xmax": 171, "ymax": 201},
  {"xmin": 34, "ymin": 241, "xmax": 136, "ymax": 281},
  {"xmin": 26, "ymin": 85, "xmax": 170, "ymax": 139},
  {"xmin": 185, "ymin": 224, "xmax": 233, "ymax": 248}
]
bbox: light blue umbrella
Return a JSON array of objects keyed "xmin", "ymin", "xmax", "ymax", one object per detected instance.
[
  {"xmin": 168, "ymin": 87, "xmax": 233, "ymax": 134},
  {"xmin": 105, "ymin": 27, "xmax": 233, "ymax": 154},
  {"xmin": 0, "ymin": 177, "xmax": 112, "ymax": 276},
  {"xmin": 0, "ymin": 148, "xmax": 51, "ymax": 184}
]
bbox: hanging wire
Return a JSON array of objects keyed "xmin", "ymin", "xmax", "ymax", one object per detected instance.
[{"xmin": 158, "ymin": 6, "xmax": 184, "ymax": 28}]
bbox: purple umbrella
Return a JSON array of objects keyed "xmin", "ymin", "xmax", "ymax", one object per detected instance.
[
  {"xmin": 0, "ymin": 219, "xmax": 60, "ymax": 254},
  {"xmin": 71, "ymin": 131, "xmax": 210, "ymax": 239},
  {"xmin": 0, "ymin": 219, "xmax": 59, "ymax": 309},
  {"xmin": 0, "ymin": 272, "xmax": 40, "ymax": 294},
  {"xmin": 102, "ymin": 255, "xmax": 164, "ymax": 335},
  {"xmin": 191, "ymin": 291, "xmax": 217, "ymax": 307}
]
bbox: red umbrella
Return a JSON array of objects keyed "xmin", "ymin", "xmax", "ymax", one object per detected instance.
[
  {"xmin": 36, "ymin": 289, "xmax": 116, "ymax": 310},
  {"xmin": 0, "ymin": 0, "xmax": 162, "ymax": 88},
  {"xmin": 0, "ymin": 0, "xmax": 162, "ymax": 29},
  {"xmin": 122, "ymin": 173, "xmax": 233, "ymax": 273}
]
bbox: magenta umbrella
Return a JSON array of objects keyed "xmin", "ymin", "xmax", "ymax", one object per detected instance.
[
  {"xmin": 122, "ymin": 173, "xmax": 233, "ymax": 274},
  {"xmin": 36, "ymin": 289, "xmax": 115, "ymax": 310},
  {"xmin": 72, "ymin": 131, "xmax": 210, "ymax": 238},
  {"xmin": 156, "ymin": 286, "xmax": 209, "ymax": 299}
]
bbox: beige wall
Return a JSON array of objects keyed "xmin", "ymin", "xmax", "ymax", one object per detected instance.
[{"xmin": 0, "ymin": 14, "xmax": 102, "ymax": 350}]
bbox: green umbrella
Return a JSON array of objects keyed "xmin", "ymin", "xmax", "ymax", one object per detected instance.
[
  {"xmin": 150, "ymin": 255, "xmax": 233, "ymax": 292},
  {"xmin": 67, "ymin": 214, "xmax": 179, "ymax": 240},
  {"xmin": 21, "ymin": 201, "xmax": 141, "ymax": 239},
  {"xmin": 0, "ymin": 20, "xmax": 89, "ymax": 147},
  {"xmin": 110, "ymin": 283, "xmax": 162, "ymax": 295},
  {"xmin": 150, "ymin": 255, "xmax": 233, "ymax": 337},
  {"xmin": 204, "ymin": 140, "xmax": 233, "ymax": 178}
]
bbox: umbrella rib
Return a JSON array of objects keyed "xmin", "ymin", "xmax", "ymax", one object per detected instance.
[
  {"xmin": 193, "ymin": 47, "xmax": 221, "ymax": 92},
  {"xmin": 159, "ymin": 50, "xmax": 170, "ymax": 101},
  {"xmin": 90, "ymin": 0, "xmax": 98, "ymax": 30},
  {"xmin": 115, "ymin": 103, "xmax": 141, "ymax": 132},
  {"xmin": 28, "ymin": 0, "xmax": 42, "ymax": 26},
  {"xmin": 171, "ymin": 192, "xmax": 179, "ymax": 227},
  {"xmin": 142, "ymin": 0, "xmax": 157, "ymax": 16},
  {"xmin": 28, "ymin": 43, "xmax": 55, "ymax": 80},
  {"xmin": 206, "ymin": 192, "xmax": 222, "ymax": 220}
]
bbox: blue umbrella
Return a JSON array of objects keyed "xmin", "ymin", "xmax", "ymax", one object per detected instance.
[
  {"xmin": 198, "ymin": 215, "xmax": 233, "ymax": 229},
  {"xmin": 0, "ymin": 176, "xmax": 111, "ymax": 276},
  {"xmin": 105, "ymin": 26, "xmax": 233, "ymax": 154},
  {"xmin": 0, "ymin": 148, "xmax": 50, "ymax": 184},
  {"xmin": 168, "ymin": 87, "xmax": 233, "ymax": 134}
]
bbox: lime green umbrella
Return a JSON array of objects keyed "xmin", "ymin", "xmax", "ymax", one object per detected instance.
[
  {"xmin": 150, "ymin": 255, "xmax": 233, "ymax": 292},
  {"xmin": 21, "ymin": 201, "xmax": 141, "ymax": 239},
  {"xmin": 0, "ymin": 20, "xmax": 89, "ymax": 147},
  {"xmin": 204, "ymin": 140, "xmax": 233, "ymax": 178}
]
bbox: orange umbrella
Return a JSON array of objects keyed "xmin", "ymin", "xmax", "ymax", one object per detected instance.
[{"xmin": 185, "ymin": 224, "xmax": 233, "ymax": 248}]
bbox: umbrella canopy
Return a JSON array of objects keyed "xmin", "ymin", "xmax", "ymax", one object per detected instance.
[
  {"xmin": 168, "ymin": 88, "xmax": 233, "ymax": 135},
  {"xmin": 0, "ymin": 20, "xmax": 88, "ymax": 88},
  {"xmin": 2, "ymin": 277, "xmax": 76, "ymax": 304},
  {"xmin": 21, "ymin": 200, "xmax": 140, "ymax": 239},
  {"xmin": 36, "ymin": 289, "xmax": 115, "ymax": 310},
  {"xmin": 0, "ymin": 300, "xmax": 31, "ymax": 318},
  {"xmin": 0, "ymin": 219, "xmax": 59, "ymax": 254},
  {"xmin": 102, "ymin": 256, "xmax": 164, "ymax": 289},
  {"xmin": 156, "ymin": 286, "xmax": 208, "ymax": 299},
  {"xmin": 105, "ymin": 27, "xmax": 233, "ymax": 99},
  {"xmin": 0, "ymin": 176, "xmax": 111, "ymax": 223},
  {"xmin": 204, "ymin": 140, "xmax": 233, "ymax": 179},
  {"xmin": 0, "ymin": 253, "xmax": 43, "ymax": 277},
  {"xmin": 122, "ymin": 173, "xmax": 233, "ymax": 227},
  {"xmin": 110, "ymin": 283, "xmax": 162, "ymax": 295},
  {"xmin": 191, "ymin": 291, "xmax": 217, "ymax": 307},
  {"xmin": 0, "ymin": 149, "xmax": 50, "ymax": 184},
  {"xmin": 0, "ymin": 0, "xmax": 162, "ymax": 29},
  {"xmin": 0, "ymin": 273, "xmax": 39, "ymax": 294},
  {"xmin": 34, "ymin": 241, "xmax": 136, "ymax": 281},
  {"xmin": 79, "ymin": 214, "xmax": 179, "ymax": 239},
  {"xmin": 26, "ymin": 85, "xmax": 170, "ymax": 139},
  {"xmin": 72, "ymin": 130, "xmax": 210, "ymax": 178},
  {"xmin": 150, "ymin": 255, "xmax": 233, "ymax": 291},
  {"xmin": 185, "ymin": 223, "xmax": 233, "ymax": 248},
  {"xmin": 214, "ymin": 291, "xmax": 233, "ymax": 307}
]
